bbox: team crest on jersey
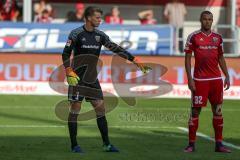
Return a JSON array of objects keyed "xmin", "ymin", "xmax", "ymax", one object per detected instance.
[
  {"xmin": 81, "ymin": 37, "xmax": 86, "ymax": 41},
  {"xmin": 66, "ymin": 39, "xmax": 72, "ymax": 47},
  {"xmin": 200, "ymin": 38, "xmax": 204, "ymax": 41},
  {"xmin": 95, "ymin": 36, "xmax": 100, "ymax": 42},
  {"xmin": 212, "ymin": 37, "xmax": 218, "ymax": 43}
]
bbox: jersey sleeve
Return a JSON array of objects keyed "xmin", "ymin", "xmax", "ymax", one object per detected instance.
[
  {"xmin": 184, "ymin": 34, "xmax": 195, "ymax": 54},
  {"xmin": 62, "ymin": 30, "xmax": 77, "ymax": 68},
  {"xmin": 101, "ymin": 32, "xmax": 135, "ymax": 62},
  {"xmin": 218, "ymin": 36, "xmax": 224, "ymax": 55}
]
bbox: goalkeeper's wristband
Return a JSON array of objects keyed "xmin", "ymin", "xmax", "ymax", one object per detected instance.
[{"xmin": 133, "ymin": 57, "xmax": 143, "ymax": 68}]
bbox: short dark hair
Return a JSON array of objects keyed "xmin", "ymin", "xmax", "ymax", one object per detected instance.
[
  {"xmin": 84, "ymin": 6, "xmax": 103, "ymax": 19},
  {"xmin": 200, "ymin": 10, "xmax": 213, "ymax": 19}
]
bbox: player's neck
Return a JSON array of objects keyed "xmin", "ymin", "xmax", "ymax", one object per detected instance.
[
  {"xmin": 84, "ymin": 23, "xmax": 95, "ymax": 32},
  {"xmin": 201, "ymin": 28, "xmax": 212, "ymax": 36}
]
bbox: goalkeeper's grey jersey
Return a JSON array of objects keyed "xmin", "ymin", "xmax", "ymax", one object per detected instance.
[{"xmin": 62, "ymin": 25, "xmax": 134, "ymax": 75}]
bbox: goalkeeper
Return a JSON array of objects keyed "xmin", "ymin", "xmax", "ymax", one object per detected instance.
[{"xmin": 62, "ymin": 6, "xmax": 150, "ymax": 153}]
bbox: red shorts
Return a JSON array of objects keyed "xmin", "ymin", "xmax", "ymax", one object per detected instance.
[{"xmin": 192, "ymin": 79, "xmax": 223, "ymax": 107}]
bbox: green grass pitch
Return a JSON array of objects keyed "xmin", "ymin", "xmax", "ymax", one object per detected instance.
[{"xmin": 0, "ymin": 95, "xmax": 239, "ymax": 160}]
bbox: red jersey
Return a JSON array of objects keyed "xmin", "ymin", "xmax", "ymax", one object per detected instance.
[{"xmin": 184, "ymin": 30, "xmax": 223, "ymax": 80}]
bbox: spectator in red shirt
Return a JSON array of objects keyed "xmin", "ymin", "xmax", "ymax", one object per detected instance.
[
  {"xmin": 138, "ymin": 10, "xmax": 157, "ymax": 25},
  {"xmin": 34, "ymin": 9, "xmax": 52, "ymax": 23},
  {"xmin": 105, "ymin": 6, "xmax": 123, "ymax": 24},
  {"xmin": 0, "ymin": 0, "xmax": 20, "ymax": 21}
]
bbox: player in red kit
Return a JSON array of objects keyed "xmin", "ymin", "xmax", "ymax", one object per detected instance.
[{"xmin": 184, "ymin": 11, "xmax": 231, "ymax": 153}]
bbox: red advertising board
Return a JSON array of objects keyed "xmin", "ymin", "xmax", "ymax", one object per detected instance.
[
  {"xmin": 0, "ymin": 53, "xmax": 239, "ymax": 99},
  {"xmin": 0, "ymin": 53, "xmax": 239, "ymax": 85}
]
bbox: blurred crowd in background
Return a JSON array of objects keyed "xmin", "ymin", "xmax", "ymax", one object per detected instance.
[
  {"xmin": 0, "ymin": 0, "xmax": 239, "ymax": 55},
  {"xmin": 0, "ymin": 0, "xmax": 187, "ymax": 29}
]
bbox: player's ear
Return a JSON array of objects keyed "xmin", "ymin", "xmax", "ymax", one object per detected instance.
[{"xmin": 87, "ymin": 16, "xmax": 91, "ymax": 21}]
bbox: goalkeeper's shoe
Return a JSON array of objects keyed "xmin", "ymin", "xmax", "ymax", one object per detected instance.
[
  {"xmin": 72, "ymin": 145, "xmax": 84, "ymax": 153},
  {"xmin": 103, "ymin": 144, "xmax": 119, "ymax": 152},
  {"xmin": 215, "ymin": 143, "xmax": 231, "ymax": 153},
  {"xmin": 66, "ymin": 67, "xmax": 80, "ymax": 86},
  {"xmin": 184, "ymin": 145, "xmax": 195, "ymax": 153}
]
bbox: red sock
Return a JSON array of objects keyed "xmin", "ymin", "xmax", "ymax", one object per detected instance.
[
  {"xmin": 213, "ymin": 116, "xmax": 223, "ymax": 142},
  {"xmin": 188, "ymin": 117, "xmax": 199, "ymax": 143}
]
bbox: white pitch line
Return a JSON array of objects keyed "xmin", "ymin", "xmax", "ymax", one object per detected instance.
[
  {"xmin": 0, "ymin": 106, "xmax": 52, "ymax": 109},
  {"xmin": 0, "ymin": 106, "xmax": 240, "ymax": 111},
  {"xmin": 0, "ymin": 125, "xmax": 65, "ymax": 128},
  {"xmin": 0, "ymin": 124, "xmax": 174, "ymax": 129},
  {"xmin": 82, "ymin": 125, "xmax": 176, "ymax": 129},
  {"xmin": 178, "ymin": 127, "xmax": 240, "ymax": 150}
]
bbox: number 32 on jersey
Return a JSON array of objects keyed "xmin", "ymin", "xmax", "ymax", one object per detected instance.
[{"xmin": 194, "ymin": 96, "xmax": 203, "ymax": 104}]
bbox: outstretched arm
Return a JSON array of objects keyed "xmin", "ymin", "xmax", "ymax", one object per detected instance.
[
  {"xmin": 102, "ymin": 33, "xmax": 151, "ymax": 73},
  {"xmin": 103, "ymin": 39, "xmax": 135, "ymax": 62}
]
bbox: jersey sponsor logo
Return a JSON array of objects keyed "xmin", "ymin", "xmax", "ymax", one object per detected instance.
[
  {"xmin": 81, "ymin": 37, "xmax": 86, "ymax": 42},
  {"xmin": 199, "ymin": 45, "xmax": 218, "ymax": 50},
  {"xmin": 82, "ymin": 45, "xmax": 100, "ymax": 49}
]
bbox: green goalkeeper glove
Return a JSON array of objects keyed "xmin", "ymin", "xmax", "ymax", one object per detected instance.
[
  {"xmin": 133, "ymin": 57, "xmax": 152, "ymax": 74},
  {"xmin": 65, "ymin": 67, "xmax": 80, "ymax": 86}
]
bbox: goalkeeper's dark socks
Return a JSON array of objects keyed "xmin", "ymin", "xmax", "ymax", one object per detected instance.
[
  {"xmin": 68, "ymin": 113, "xmax": 78, "ymax": 149},
  {"xmin": 213, "ymin": 116, "xmax": 223, "ymax": 142},
  {"xmin": 96, "ymin": 115, "xmax": 110, "ymax": 145},
  {"xmin": 188, "ymin": 117, "xmax": 199, "ymax": 143}
]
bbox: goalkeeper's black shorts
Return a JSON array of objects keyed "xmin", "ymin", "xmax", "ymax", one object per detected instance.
[{"xmin": 68, "ymin": 78, "xmax": 103, "ymax": 102}]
